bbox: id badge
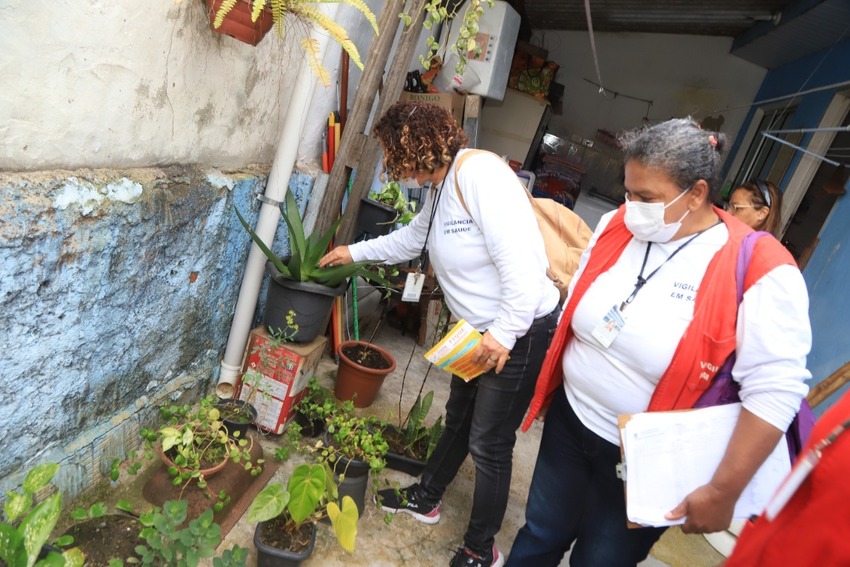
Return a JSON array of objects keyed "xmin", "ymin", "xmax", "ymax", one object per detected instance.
[
  {"xmin": 591, "ymin": 305, "xmax": 626, "ymax": 349},
  {"xmin": 401, "ymin": 271, "xmax": 425, "ymax": 302}
]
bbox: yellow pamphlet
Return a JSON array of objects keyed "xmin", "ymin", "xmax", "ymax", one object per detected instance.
[{"xmin": 424, "ymin": 320, "xmax": 487, "ymax": 381}]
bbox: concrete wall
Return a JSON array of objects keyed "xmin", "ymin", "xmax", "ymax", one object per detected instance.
[
  {"xmin": 0, "ymin": 166, "xmax": 319, "ymax": 499},
  {"xmin": 0, "ymin": 0, "xmax": 388, "ymax": 497},
  {"xmin": 529, "ymin": 30, "xmax": 767, "ymax": 143}
]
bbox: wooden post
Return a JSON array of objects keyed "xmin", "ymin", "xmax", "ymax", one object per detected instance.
[{"xmin": 313, "ymin": 0, "xmax": 429, "ymax": 245}]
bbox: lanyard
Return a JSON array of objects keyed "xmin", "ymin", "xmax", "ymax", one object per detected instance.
[
  {"xmin": 619, "ymin": 224, "xmax": 717, "ymax": 311},
  {"xmin": 417, "ymin": 163, "xmax": 452, "ymax": 270},
  {"xmin": 764, "ymin": 415, "xmax": 850, "ymax": 520}
]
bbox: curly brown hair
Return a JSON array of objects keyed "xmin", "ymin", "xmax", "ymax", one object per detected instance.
[{"xmin": 373, "ymin": 101, "xmax": 468, "ymax": 181}]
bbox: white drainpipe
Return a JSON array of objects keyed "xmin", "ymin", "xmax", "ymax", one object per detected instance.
[{"xmin": 217, "ymin": 5, "xmax": 339, "ymax": 397}]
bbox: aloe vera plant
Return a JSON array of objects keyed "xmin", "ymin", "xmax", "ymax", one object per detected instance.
[{"xmin": 235, "ymin": 190, "xmax": 391, "ymax": 289}]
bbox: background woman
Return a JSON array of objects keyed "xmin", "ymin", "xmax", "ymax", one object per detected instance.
[
  {"xmin": 726, "ymin": 179, "xmax": 783, "ymax": 236},
  {"xmin": 320, "ymin": 100, "xmax": 560, "ymax": 567},
  {"xmin": 507, "ymin": 118, "xmax": 811, "ymax": 566}
]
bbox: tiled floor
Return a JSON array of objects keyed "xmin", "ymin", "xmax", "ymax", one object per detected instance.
[{"xmin": 215, "ymin": 320, "xmax": 726, "ymax": 566}]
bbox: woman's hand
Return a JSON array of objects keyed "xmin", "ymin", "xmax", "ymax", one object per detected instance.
[
  {"xmin": 319, "ymin": 246, "xmax": 353, "ymax": 268},
  {"xmin": 473, "ymin": 331, "xmax": 511, "ymax": 374},
  {"xmin": 665, "ymin": 482, "xmax": 737, "ymax": 534}
]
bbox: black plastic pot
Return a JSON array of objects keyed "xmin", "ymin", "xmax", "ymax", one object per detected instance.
[
  {"xmin": 383, "ymin": 425, "xmax": 427, "ymax": 476},
  {"xmin": 323, "ymin": 432, "xmax": 371, "ymax": 518},
  {"xmin": 216, "ymin": 398, "xmax": 257, "ymax": 440},
  {"xmin": 355, "ymin": 198, "xmax": 396, "ymax": 240},
  {"xmin": 264, "ymin": 262, "xmax": 347, "ymax": 343},
  {"xmin": 254, "ymin": 520, "xmax": 316, "ymax": 567},
  {"xmin": 293, "ymin": 410, "xmax": 325, "ymax": 438}
]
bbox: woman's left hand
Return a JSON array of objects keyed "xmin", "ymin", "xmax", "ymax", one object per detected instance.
[
  {"xmin": 665, "ymin": 482, "xmax": 737, "ymax": 533},
  {"xmin": 474, "ymin": 331, "xmax": 511, "ymax": 374}
]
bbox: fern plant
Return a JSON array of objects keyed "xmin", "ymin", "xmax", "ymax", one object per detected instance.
[{"xmin": 213, "ymin": 0, "xmax": 378, "ymax": 87}]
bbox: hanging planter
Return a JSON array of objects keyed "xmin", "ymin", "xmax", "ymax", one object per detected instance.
[
  {"xmin": 334, "ymin": 341, "xmax": 396, "ymax": 408},
  {"xmin": 206, "ymin": 0, "xmax": 274, "ymax": 46}
]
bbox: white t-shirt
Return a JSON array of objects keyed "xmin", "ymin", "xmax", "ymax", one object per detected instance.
[
  {"xmin": 350, "ymin": 149, "xmax": 559, "ymax": 350},
  {"xmin": 563, "ymin": 211, "xmax": 811, "ymax": 445}
]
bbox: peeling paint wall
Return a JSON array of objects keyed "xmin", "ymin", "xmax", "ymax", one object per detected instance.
[{"xmin": 0, "ymin": 166, "xmax": 316, "ymax": 499}]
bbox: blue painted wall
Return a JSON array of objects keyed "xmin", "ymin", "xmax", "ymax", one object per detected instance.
[
  {"xmin": 0, "ymin": 165, "xmax": 315, "ymax": 497},
  {"xmin": 729, "ymin": 39, "xmax": 850, "ymax": 412}
]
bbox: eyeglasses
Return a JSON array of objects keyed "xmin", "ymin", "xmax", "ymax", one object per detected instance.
[
  {"xmin": 755, "ymin": 180, "xmax": 773, "ymax": 207},
  {"xmin": 725, "ymin": 203, "xmax": 755, "ymax": 213}
]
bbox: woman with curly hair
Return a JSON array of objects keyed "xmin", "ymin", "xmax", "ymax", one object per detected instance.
[{"xmin": 320, "ymin": 100, "xmax": 560, "ymax": 567}]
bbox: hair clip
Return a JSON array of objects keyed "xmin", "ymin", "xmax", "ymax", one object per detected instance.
[{"xmin": 708, "ymin": 135, "xmax": 718, "ymax": 148}]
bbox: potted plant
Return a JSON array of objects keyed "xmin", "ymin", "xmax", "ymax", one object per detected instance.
[
  {"xmin": 334, "ymin": 340, "xmax": 397, "ymax": 408},
  {"xmin": 292, "ymin": 377, "xmax": 337, "ymax": 437},
  {"xmin": 319, "ymin": 409, "xmax": 389, "ymax": 517},
  {"xmin": 381, "ymin": 390, "xmax": 443, "ymax": 476},
  {"xmin": 0, "ymin": 463, "xmax": 83, "ymax": 567},
  {"xmin": 134, "ymin": 396, "xmax": 263, "ymax": 492},
  {"xmin": 356, "ymin": 181, "xmax": 418, "ymax": 239},
  {"xmin": 211, "ymin": 0, "xmax": 377, "ymax": 87},
  {"xmin": 235, "ymin": 190, "xmax": 391, "ymax": 343},
  {"xmin": 248, "ymin": 463, "xmax": 359, "ymax": 564},
  {"xmin": 207, "ymin": 0, "xmax": 274, "ymax": 46}
]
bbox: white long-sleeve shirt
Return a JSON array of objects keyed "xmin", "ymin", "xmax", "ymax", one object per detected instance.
[
  {"xmin": 563, "ymin": 211, "xmax": 811, "ymax": 445},
  {"xmin": 350, "ymin": 149, "xmax": 559, "ymax": 349}
]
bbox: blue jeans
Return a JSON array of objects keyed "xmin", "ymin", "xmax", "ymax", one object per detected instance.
[
  {"xmin": 419, "ymin": 309, "xmax": 558, "ymax": 555},
  {"xmin": 507, "ymin": 388, "xmax": 667, "ymax": 566}
]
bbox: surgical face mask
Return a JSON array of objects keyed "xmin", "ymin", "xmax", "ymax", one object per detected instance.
[
  {"xmin": 624, "ymin": 188, "xmax": 691, "ymax": 242},
  {"xmin": 399, "ymin": 177, "xmax": 421, "ymax": 190}
]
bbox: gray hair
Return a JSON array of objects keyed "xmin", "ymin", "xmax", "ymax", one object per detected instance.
[{"xmin": 618, "ymin": 117, "xmax": 726, "ymax": 201}]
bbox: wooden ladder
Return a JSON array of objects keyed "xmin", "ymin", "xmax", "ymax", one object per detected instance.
[{"xmin": 313, "ymin": 0, "xmax": 429, "ymax": 245}]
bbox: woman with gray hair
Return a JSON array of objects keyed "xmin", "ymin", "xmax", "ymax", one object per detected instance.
[{"xmin": 506, "ymin": 118, "xmax": 811, "ymax": 566}]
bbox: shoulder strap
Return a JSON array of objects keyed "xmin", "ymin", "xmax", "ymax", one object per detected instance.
[
  {"xmin": 736, "ymin": 231, "xmax": 770, "ymax": 303},
  {"xmin": 453, "ymin": 149, "xmax": 489, "ymax": 219}
]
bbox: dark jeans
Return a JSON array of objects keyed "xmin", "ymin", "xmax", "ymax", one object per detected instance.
[
  {"xmin": 419, "ymin": 309, "xmax": 558, "ymax": 555},
  {"xmin": 506, "ymin": 388, "xmax": 667, "ymax": 567}
]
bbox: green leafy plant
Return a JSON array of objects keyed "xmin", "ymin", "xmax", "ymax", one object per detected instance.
[
  {"xmin": 235, "ymin": 190, "xmax": 391, "ymax": 289},
  {"xmin": 368, "ymin": 181, "xmax": 418, "ymax": 226},
  {"xmin": 398, "ymin": 391, "xmax": 443, "ymax": 460},
  {"xmin": 248, "ymin": 463, "xmax": 359, "ymax": 552},
  {"xmin": 400, "ymin": 0, "xmax": 494, "ymax": 75},
  {"xmin": 131, "ymin": 396, "xmax": 263, "ymax": 492},
  {"xmin": 322, "ymin": 408, "xmax": 389, "ymax": 475},
  {"xmin": 0, "ymin": 463, "xmax": 83, "ymax": 567},
  {"xmin": 293, "ymin": 377, "xmax": 338, "ymax": 430},
  {"xmin": 135, "ymin": 500, "xmax": 247, "ymax": 567},
  {"xmin": 213, "ymin": 0, "xmax": 378, "ymax": 87}
]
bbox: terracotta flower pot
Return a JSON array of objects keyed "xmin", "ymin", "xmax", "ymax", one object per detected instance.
[
  {"xmin": 206, "ymin": 0, "xmax": 274, "ymax": 46},
  {"xmin": 158, "ymin": 444, "xmax": 229, "ymax": 479},
  {"xmin": 334, "ymin": 341, "xmax": 396, "ymax": 408}
]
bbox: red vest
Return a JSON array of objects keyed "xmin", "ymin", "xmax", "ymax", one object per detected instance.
[
  {"xmin": 725, "ymin": 390, "xmax": 850, "ymax": 566},
  {"xmin": 521, "ymin": 207, "xmax": 795, "ymax": 432}
]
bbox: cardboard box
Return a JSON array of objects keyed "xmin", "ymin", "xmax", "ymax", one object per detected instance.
[
  {"xmin": 236, "ymin": 327, "xmax": 327, "ymax": 434},
  {"xmin": 399, "ymin": 91, "xmax": 465, "ymax": 125}
]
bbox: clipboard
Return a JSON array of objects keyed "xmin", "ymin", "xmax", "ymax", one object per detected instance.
[{"xmin": 617, "ymin": 413, "xmax": 648, "ymax": 529}]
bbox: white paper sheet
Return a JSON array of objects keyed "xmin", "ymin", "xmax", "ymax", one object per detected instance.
[{"xmin": 621, "ymin": 403, "xmax": 790, "ymax": 527}]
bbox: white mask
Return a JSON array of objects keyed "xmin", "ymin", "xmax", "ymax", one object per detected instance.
[
  {"xmin": 624, "ymin": 188, "xmax": 691, "ymax": 242},
  {"xmin": 400, "ymin": 177, "xmax": 421, "ymax": 190}
]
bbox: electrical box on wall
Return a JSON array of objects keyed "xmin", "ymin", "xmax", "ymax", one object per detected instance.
[{"xmin": 436, "ymin": 1, "xmax": 520, "ymax": 101}]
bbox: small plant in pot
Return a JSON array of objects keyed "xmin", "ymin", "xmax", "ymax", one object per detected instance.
[
  {"xmin": 248, "ymin": 462, "xmax": 359, "ymax": 563},
  {"xmin": 334, "ymin": 340, "xmax": 397, "ymax": 408},
  {"xmin": 381, "ymin": 390, "xmax": 443, "ymax": 476},
  {"xmin": 133, "ymin": 396, "xmax": 263, "ymax": 492},
  {"xmin": 357, "ymin": 181, "xmax": 418, "ymax": 239},
  {"xmin": 235, "ymin": 190, "xmax": 391, "ymax": 343},
  {"xmin": 317, "ymin": 409, "xmax": 389, "ymax": 518},
  {"xmin": 292, "ymin": 376, "xmax": 337, "ymax": 438}
]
